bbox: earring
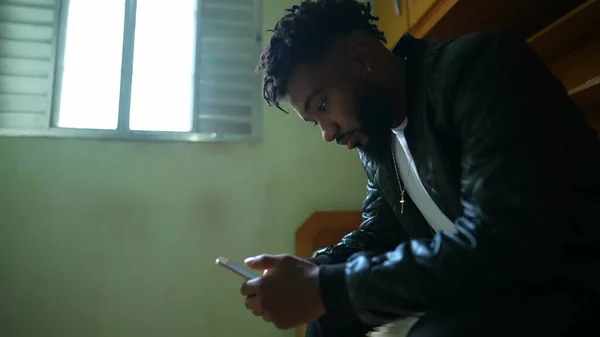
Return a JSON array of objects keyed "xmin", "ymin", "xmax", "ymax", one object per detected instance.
[{"xmin": 366, "ymin": 67, "xmax": 372, "ymax": 73}]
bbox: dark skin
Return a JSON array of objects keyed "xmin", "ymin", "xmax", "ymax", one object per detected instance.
[
  {"xmin": 240, "ymin": 254, "xmax": 324, "ymax": 329},
  {"xmin": 240, "ymin": 32, "xmax": 409, "ymax": 330},
  {"xmin": 287, "ymin": 31, "xmax": 406, "ymax": 149}
]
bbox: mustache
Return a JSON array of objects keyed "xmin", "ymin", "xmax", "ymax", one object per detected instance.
[{"xmin": 335, "ymin": 128, "xmax": 362, "ymax": 145}]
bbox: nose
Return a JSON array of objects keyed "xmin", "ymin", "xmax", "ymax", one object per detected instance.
[{"xmin": 320, "ymin": 123, "xmax": 338, "ymax": 143}]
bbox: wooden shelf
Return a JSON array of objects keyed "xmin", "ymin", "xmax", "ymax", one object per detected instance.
[
  {"xmin": 419, "ymin": 0, "xmax": 586, "ymax": 39},
  {"xmin": 582, "ymin": 103, "xmax": 600, "ymax": 132},
  {"xmin": 569, "ymin": 76, "xmax": 600, "ymax": 110},
  {"xmin": 295, "ymin": 211, "xmax": 361, "ymax": 259},
  {"xmin": 295, "ymin": 211, "xmax": 362, "ymax": 337},
  {"xmin": 528, "ymin": 0, "xmax": 600, "ymax": 62}
]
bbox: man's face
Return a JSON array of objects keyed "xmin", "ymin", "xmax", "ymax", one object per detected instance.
[{"xmin": 286, "ymin": 46, "xmax": 395, "ymax": 159}]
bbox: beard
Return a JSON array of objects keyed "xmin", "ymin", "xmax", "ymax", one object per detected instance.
[{"xmin": 354, "ymin": 83, "xmax": 397, "ymax": 164}]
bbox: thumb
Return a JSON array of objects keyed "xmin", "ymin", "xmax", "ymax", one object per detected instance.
[{"xmin": 244, "ymin": 254, "xmax": 284, "ymax": 270}]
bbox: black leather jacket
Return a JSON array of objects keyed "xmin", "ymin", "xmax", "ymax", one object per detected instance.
[{"xmin": 307, "ymin": 34, "xmax": 600, "ymax": 336}]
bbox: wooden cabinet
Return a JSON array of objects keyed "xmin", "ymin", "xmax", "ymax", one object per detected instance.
[
  {"xmin": 407, "ymin": 0, "xmax": 438, "ymax": 27},
  {"xmin": 373, "ymin": 0, "xmax": 599, "ymax": 129},
  {"xmin": 295, "ymin": 211, "xmax": 363, "ymax": 337},
  {"xmin": 374, "ymin": 0, "xmax": 410, "ymax": 49},
  {"xmin": 528, "ymin": 0, "xmax": 600, "ymax": 121},
  {"xmin": 374, "ymin": 0, "xmax": 587, "ymax": 39},
  {"xmin": 373, "ymin": 0, "xmax": 457, "ymax": 43}
]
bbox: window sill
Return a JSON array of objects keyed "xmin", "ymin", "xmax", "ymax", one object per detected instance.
[{"xmin": 0, "ymin": 127, "xmax": 261, "ymax": 143}]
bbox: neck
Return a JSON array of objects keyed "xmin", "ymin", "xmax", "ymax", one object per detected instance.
[{"xmin": 387, "ymin": 55, "xmax": 407, "ymax": 128}]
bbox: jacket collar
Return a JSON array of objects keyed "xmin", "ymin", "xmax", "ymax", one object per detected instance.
[{"xmin": 392, "ymin": 33, "xmax": 416, "ymax": 59}]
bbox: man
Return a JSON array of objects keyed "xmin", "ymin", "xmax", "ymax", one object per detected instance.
[{"xmin": 240, "ymin": 0, "xmax": 600, "ymax": 336}]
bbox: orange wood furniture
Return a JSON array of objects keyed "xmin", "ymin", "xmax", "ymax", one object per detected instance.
[{"xmin": 295, "ymin": 211, "xmax": 363, "ymax": 337}]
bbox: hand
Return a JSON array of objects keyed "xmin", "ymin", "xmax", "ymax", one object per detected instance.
[
  {"xmin": 241, "ymin": 269, "xmax": 272, "ymax": 320},
  {"xmin": 240, "ymin": 254, "xmax": 326, "ymax": 329}
]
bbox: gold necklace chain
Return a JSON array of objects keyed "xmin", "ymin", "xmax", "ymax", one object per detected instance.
[{"xmin": 390, "ymin": 140, "xmax": 406, "ymax": 213}]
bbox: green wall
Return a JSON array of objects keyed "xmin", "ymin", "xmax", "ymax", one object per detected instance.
[{"xmin": 0, "ymin": 1, "xmax": 367, "ymax": 336}]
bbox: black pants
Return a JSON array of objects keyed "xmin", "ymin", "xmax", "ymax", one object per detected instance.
[{"xmin": 307, "ymin": 285, "xmax": 599, "ymax": 337}]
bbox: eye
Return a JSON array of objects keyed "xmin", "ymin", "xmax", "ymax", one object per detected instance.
[{"xmin": 317, "ymin": 99, "xmax": 327, "ymax": 112}]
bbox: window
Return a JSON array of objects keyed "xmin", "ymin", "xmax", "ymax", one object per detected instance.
[{"xmin": 0, "ymin": 0, "xmax": 263, "ymax": 142}]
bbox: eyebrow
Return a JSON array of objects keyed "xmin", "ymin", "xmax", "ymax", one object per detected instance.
[{"xmin": 303, "ymin": 88, "xmax": 323, "ymax": 114}]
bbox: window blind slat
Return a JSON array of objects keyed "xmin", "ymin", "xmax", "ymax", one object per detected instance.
[
  {"xmin": 198, "ymin": 85, "xmax": 253, "ymax": 101},
  {"xmin": 0, "ymin": 110, "xmax": 47, "ymax": 128},
  {"xmin": 200, "ymin": 57, "xmax": 256, "ymax": 72},
  {"xmin": 201, "ymin": 20, "xmax": 255, "ymax": 39},
  {"xmin": 0, "ymin": 4, "xmax": 54, "ymax": 23},
  {"xmin": 0, "ymin": 39, "xmax": 52, "ymax": 58},
  {"xmin": 0, "ymin": 0, "xmax": 55, "ymax": 8},
  {"xmin": 197, "ymin": 97, "xmax": 254, "ymax": 107},
  {"xmin": 0, "ymin": 57, "xmax": 50, "ymax": 76},
  {"xmin": 198, "ymin": 114, "xmax": 253, "ymax": 123},
  {"xmin": 0, "ymin": 0, "xmax": 55, "ymax": 128},
  {"xmin": 0, "ymin": 93, "xmax": 47, "ymax": 112},
  {"xmin": 201, "ymin": 7, "xmax": 252, "ymax": 23},
  {"xmin": 198, "ymin": 71, "xmax": 255, "ymax": 85},
  {"xmin": 0, "ymin": 22, "xmax": 54, "ymax": 41},
  {"xmin": 0, "ymin": 75, "xmax": 48, "ymax": 94},
  {"xmin": 198, "ymin": 103, "xmax": 253, "ymax": 118},
  {"xmin": 199, "ymin": 39, "xmax": 257, "ymax": 55},
  {"xmin": 203, "ymin": 0, "xmax": 253, "ymax": 11}
]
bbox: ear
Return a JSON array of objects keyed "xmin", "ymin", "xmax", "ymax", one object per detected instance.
[{"xmin": 345, "ymin": 38, "xmax": 374, "ymax": 79}]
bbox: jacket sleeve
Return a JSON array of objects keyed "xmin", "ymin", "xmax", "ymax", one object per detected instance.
[
  {"xmin": 317, "ymin": 34, "xmax": 575, "ymax": 326},
  {"xmin": 305, "ymin": 314, "xmax": 373, "ymax": 337},
  {"xmin": 309, "ymin": 177, "xmax": 410, "ymax": 266},
  {"xmin": 306, "ymin": 177, "xmax": 410, "ymax": 337}
]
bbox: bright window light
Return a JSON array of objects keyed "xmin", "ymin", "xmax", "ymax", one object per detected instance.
[
  {"xmin": 129, "ymin": 0, "xmax": 197, "ymax": 132},
  {"xmin": 56, "ymin": 0, "xmax": 126, "ymax": 130},
  {"xmin": 56, "ymin": 0, "xmax": 197, "ymax": 132}
]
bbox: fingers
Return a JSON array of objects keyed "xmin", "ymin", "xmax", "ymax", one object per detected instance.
[
  {"xmin": 242, "ymin": 254, "xmax": 301, "ymax": 328},
  {"xmin": 240, "ymin": 278, "xmax": 265, "ymax": 317},
  {"xmin": 240, "ymin": 278, "xmax": 259, "ymax": 296},
  {"xmin": 244, "ymin": 295, "xmax": 272, "ymax": 322},
  {"xmin": 244, "ymin": 254, "xmax": 288, "ymax": 270},
  {"xmin": 244, "ymin": 295, "xmax": 263, "ymax": 316}
]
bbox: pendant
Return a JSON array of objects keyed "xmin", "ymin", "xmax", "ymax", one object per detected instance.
[{"xmin": 400, "ymin": 197, "xmax": 405, "ymax": 214}]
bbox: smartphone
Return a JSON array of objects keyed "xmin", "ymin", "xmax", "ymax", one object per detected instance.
[{"xmin": 215, "ymin": 256, "xmax": 258, "ymax": 280}]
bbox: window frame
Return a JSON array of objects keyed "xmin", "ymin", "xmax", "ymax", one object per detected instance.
[{"xmin": 0, "ymin": 0, "xmax": 263, "ymax": 143}]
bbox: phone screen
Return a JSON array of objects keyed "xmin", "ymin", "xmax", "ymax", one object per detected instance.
[{"xmin": 215, "ymin": 256, "xmax": 258, "ymax": 279}]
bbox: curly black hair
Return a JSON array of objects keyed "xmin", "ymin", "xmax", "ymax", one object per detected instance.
[{"xmin": 256, "ymin": 0, "xmax": 385, "ymax": 113}]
